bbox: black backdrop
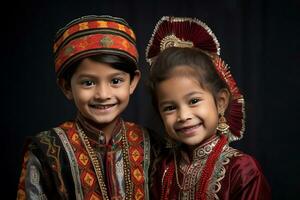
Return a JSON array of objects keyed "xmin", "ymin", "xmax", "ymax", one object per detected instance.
[{"xmin": 2, "ymin": 0, "xmax": 299, "ymax": 199}]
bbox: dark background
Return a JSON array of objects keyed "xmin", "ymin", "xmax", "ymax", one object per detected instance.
[{"xmin": 2, "ymin": 0, "xmax": 299, "ymax": 199}]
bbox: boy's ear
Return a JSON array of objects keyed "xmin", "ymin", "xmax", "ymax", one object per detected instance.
[
  {"xmin": 57, "ymin": 78, "xmax": 73, "ymax": 100},
  {"xmin": 217, "ymin": 88, "xmax": 230, "ymax": 113},
  {"xmin": 129, "ymin": 70, "xmax": 141, "ymax": 95}
]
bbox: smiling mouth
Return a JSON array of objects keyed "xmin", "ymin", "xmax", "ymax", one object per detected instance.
[
  {"xmin": 90, "ymin": 104, "xmax": 116, "ymax": 110},
  {"xmin": 175, "ymin": 123, "xmax": 202, "ymax": 135}
]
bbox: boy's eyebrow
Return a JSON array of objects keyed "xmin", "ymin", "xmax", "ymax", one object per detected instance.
[
  {"xmin": 77, "ymin": 71, "xmax": 127, "ymax": 78},
  {"xmin": 109, "ymin": 71, "xmax": 128, "ymax": 77}
]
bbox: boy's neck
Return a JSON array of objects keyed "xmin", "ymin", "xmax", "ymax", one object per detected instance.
[{"xmin": 76, "ymin": 113, "xmax": 122, "ymax": 144}]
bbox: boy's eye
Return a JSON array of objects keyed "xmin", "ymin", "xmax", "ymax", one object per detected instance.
[
  {"xmin": 111, "ymin": 78, "xmax": 123, "ymax": 85},
  {"xmin": 81, "ymin": 80, "xmax": 95, "ymax": 87}
]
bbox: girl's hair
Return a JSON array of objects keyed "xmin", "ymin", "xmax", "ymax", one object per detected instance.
[
  {"xmin": 149, "ymin": 47, "xmax": 230, "ymax": 108},
  {"xmin": 61, "ymin": 54, "xmax": 137, "ymax": 84}
]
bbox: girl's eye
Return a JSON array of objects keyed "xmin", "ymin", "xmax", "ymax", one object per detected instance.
[
  {"xmin": 190, "ymin": 98, "xmax": 200, "ymax": 105},
  {"xmin": 81, "ymin": 80, "xmax": 95, "ymax": 87},
  {"xmin": 111, "ymin": 78, "xmax": 123, "ymax": 85}
]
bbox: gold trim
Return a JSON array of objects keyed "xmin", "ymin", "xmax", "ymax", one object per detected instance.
[
  {"xmin": 160, "ymin": 34, "xmax": 194, "ymax": 51},
  {"xmin": 54, "ymin": 127, "xmax": 84, "ymax": 200},
  {"xmin": 77, "ymin": 122, "xmax": 133, "ymax": 200},
  {"xmin": 145, "ymin": 16, "xmax": 220, "ymax": 65},
  {"xmin": 209, "ymin": 146, "xmax": 241, "ymax": 199}
]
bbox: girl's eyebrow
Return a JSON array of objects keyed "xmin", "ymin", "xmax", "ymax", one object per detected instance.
[
  {"xmin": 159, "ymin": 91, "xmax": 204, "ymax": 107},
  {"xmin": 184, "ymin": 91, "xmax": 204, "ymax": 98},
  {"xmin": 159, "ymin": 100, "xmax": 173, "ymax": 108}
]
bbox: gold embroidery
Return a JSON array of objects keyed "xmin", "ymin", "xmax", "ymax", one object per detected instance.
[
  {"xmin": 100, "ymin": 36, "xmax": 113, "ymax": 48},
  {"xmin": 77, "ymin": 122, "xmax": 133, "ymax": 200},
  {"xmin": 160, "ymin": 34, "xmax": 194, "ymax": 51},
  {"xmin": 209, "ymin": 146, "xmax": 241, "ymax": 200},
  {"xmin": 175, "ymin": 137, "xmax": 241, "ymax": 199},
  {"xmin": 79, "ymin": 22, "xmax": 89, "ymax": 30}
]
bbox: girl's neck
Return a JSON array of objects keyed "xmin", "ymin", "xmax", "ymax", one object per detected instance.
[{"xmin": 183, "ymin": 134, "xmax": 219, "ymax": 161}]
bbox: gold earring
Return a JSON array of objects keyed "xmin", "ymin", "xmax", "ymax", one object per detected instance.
[{"xmin": 217, "ymin": 111, "xmax": 230, "ymax": 135}]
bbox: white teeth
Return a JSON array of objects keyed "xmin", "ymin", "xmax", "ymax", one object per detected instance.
[
  {"xmin": 177, "ymin": 123, "xmax": 202, "ymax": 132},
  {"xmin": 91, "ymin": 104, "xmax": 114, "ymax": 109}
]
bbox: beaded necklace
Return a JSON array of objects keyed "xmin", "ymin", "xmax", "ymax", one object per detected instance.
[{"xmin": 77, "ymin": 122, "xmax": 133, "ymax": 200}]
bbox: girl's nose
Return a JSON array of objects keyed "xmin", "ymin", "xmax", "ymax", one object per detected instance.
[{"xmin": 177, "ymin": 107, "xmax": 192, "ymax": 122}]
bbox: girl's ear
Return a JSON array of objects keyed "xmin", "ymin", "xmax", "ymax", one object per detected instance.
[
  {"xmin": 57, "ymin": 78, "xmax": 73, "ymax": 100},
  {"xmin": 216, "ymin": 88, "xmax": 230, "ymax": 113},
  {"xmin": 129, "ymin": 70, "xmax": 141, "ymax": 95}
]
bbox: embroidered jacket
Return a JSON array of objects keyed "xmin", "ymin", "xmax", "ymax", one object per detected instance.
[
  {"xmin": 150, "ymin": 135, "xmax": 271, "ymax": 200},
  {"xmin": 17, "ymin": 118, "xmax": 154, "ymax": 200}
]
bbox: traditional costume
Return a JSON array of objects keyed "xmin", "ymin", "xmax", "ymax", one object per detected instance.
[
  {"xmin": 17, "ymin": 15, "xmax": 155, "ymax": 200},
  {"xmin": 146, "ymin": 16, "xmax": 271, "ymax": 200}
]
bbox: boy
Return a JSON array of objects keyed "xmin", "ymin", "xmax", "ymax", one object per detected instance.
[{"xmin": 17, "ymin": 15, "xmax": 152, "ymax": 200}]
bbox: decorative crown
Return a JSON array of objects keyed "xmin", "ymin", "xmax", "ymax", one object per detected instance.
[{"xmin": 146, "ymin": 16, "xmax": 220, "ymax": 65}]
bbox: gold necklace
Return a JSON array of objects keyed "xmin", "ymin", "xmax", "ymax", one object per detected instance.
[
  {"xmin": 174, "ymin": 150, "xmax": 200, "ymax": 191},
  {"xmin": 77, "ymin": 122, "xmax": 132, "ymax": 199}
]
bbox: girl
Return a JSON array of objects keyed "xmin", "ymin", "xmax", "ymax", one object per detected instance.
[{"xmin": 146, "ymin": 16, "xmax": 271, "ymax": 200}]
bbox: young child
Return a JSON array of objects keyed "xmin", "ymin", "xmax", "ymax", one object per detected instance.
[
  {"xmin": 17, "ymin": 15, "xmax": 153, "ymax": 200},
  {"xmin": 146, "ymin": 16, "xmax": 271, "ymax": 199}
]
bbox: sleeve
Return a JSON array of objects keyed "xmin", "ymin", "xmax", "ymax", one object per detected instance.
[
  {"xmin": 17, "ymin": 150, "xmax": 49, "ymax": 200},
  {"xmin": 149, "ymin": 157, "xmax": 164, "ymax": 200},
  {"xmin": 228, "ymin": 154, "xmax": 272, "ymax": 200},
  {"xmin": 24, "ymin": 152, "xmax": 48, "ymax": 200},
  {"xmin": 147, "ymin": 128, "xmax": 163, "ymax": 199}
]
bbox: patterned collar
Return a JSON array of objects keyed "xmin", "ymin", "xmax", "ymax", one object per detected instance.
[
  {"xmin": 180, "ymin": 135, "xmax": 220, "ymax": 163},
  {"xmin": 75, "ymin": 112, "xmax": 123, "ymax": 145}
]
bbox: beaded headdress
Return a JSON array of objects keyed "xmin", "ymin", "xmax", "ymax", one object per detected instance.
[
  {"xmin": 53, "ymin": 15, "xmax": 138, "ymax": 78},
  {"xmin": 146, "ymin": 16, "xmax": 245, "ymax": 142}
]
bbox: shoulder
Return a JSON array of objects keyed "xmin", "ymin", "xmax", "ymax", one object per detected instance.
[
  {"xmin": 229, "ymin": 151, "xmax": 263, "ymax": 173},
  {"xmin": 34, "ymin": 121, "xmax": 75, "ymax": 138},
  {"xmin": 220, "ymin": 148, "xmax": 272, "ymax": 198},
  {"xmin": 224, "ymin": 149, "xmax": 267, "ymax": 183},
  {"xmin": 124, "ymin": 121, "xmax": 155, "ymax": 138},
  {"xmin": 28, "ymin": 121, "xmax": 75, "ymax": 151},
  {"xmin": 124, "ymin": 121, "xmax": 164, "ymax": 153}
]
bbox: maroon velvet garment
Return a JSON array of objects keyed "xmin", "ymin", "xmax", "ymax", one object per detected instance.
[{"xmin": 150, "ymin": 135, "xmax": 271, "ymax": 200}]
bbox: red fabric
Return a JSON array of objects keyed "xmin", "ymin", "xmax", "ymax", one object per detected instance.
[
  {"xmin": 151, "ymin": 151, "xmax": 271, "ymax": 200},
  {"xmin": 146, "ymin": 16, "xmax": 220, "ymax": 60},
  {"xmin": 54, "ymin": 20, "xmax": 136, "ymax": 54},
  {"xmin": 197, "ymin": 135, "xmax": 227, "ymax": 200},
  {"xmin": 217, "ymin": 154, "xmax": 271, "ymax": 200},
  {"xmin": 55, "ymin": 33, "xmax": 138, "ymax": 72}
]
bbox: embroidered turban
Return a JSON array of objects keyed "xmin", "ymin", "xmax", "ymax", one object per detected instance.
[{"xmin": 53, "ymin": 15, "xmax": 138, "ymax": 78}]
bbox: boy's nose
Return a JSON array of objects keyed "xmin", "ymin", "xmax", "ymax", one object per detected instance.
[{"xmin": 95, "ymin": 84, "xmax": 111, "ymax": 100}]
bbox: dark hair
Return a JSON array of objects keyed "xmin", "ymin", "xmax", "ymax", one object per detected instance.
[
  {"xmin": 148, "ymin": 47, "xmax": 230, "ymax": 108},
  {"xmin": 61, "ymin": 54, "xmax": 137, "ymax": 84}
]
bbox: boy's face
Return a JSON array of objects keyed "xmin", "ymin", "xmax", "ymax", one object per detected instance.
[
  {"xmin": 156, "ymin": 66, "xmax": 227, "ymax": 146},
  {"xmin": 62, "ymin": 58, "xmax": 140, "ymax": 126}
]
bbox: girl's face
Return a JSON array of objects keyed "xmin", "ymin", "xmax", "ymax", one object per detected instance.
[{"xmin": 156, "ymin": 66, "xmax": 225, "ymax": 146}]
